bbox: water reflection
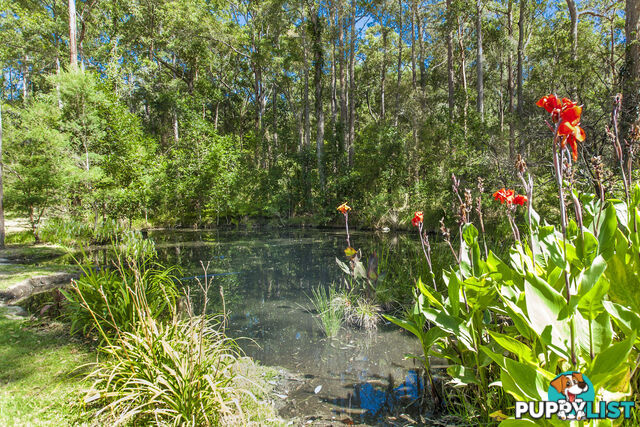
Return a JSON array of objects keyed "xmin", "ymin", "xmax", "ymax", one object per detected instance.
[{"xmin": 140, "ymin": 229, "xmax": 434, "ymax": 422}]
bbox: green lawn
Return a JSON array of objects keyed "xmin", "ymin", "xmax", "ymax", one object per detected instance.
[{"xmin": 0, "ymin": 312, "xmax": 95, "ymax": 426}]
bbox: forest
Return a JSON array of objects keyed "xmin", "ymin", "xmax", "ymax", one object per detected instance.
[
  {"xmin": 1, "ymin": 0, "xmax": 640, "ymax": 425},
  {"xmin": 1, "ymin": 0, "xmax": 638, "ymax": 234}
]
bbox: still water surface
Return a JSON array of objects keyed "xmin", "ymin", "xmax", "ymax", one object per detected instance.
[{"xmin": 150, "ymin": 228, "xmax": 428, "ymax": 424}]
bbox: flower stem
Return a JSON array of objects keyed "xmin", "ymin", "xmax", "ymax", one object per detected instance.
[{"xmin": 552, "ymin": 127, "xmax": 577, "ymax": 367}]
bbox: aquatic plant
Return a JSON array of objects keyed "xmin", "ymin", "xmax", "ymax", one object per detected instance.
[
  {"xmin": 310, "ymin": 285, "xmax": 345, "ymax": 338},
  {"xmin": 350, "ymin": 297, "xmax": 381, "ymax": 330},
  {"xmin": 388, "ymin": 94, "xmax": 640, "ymax": 423}
]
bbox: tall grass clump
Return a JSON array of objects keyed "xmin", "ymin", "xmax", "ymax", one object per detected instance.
[
  {"xmin": 66, "ymin": 236, "xmax": 260, "ymax": 425},
  {"xmin": 310, "ymin": 285, "xmax": 345, "ymax": 338},
  {"xmin": 63, "ymin": 232, "xmax": 178, "ymax": 338}
]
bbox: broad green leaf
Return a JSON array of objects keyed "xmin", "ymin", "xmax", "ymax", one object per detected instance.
[
  {"xmin": 598, "ymin": 204, "xmax": 618, "ymax": 259},
  {"xmin": 501, "ymin": 358, "xmax": 547, "ymax": 401},
  {"xmin": 576, "ymin": 255, "xmax": 608, "ymax": 319},
  {"xmin": 447, "ymin": 365, "xmax": 480, "ymax": 387},
  {"xmin": 418, "ymin": 278, "xmax": 444, "ymax": 309},
  {"xmin": 524, "ymin": 275, "xmax": 569, "ymax": 352},
  {"xmin": 443, "ymin": 269, "xmax": 461, "ymax": 316},
  {"xmin": 488, "ymin": 330, "xmax": 536, "ymax": 365},
  {"xmin": 603, "ymin": 301, "xmax": 640, "ymax": 338},
  {"xmin": 587, "ymin": 332, "xmax": 636, "ymax": 389},
  {"xmin": 422, "ymin": 308, "xmax": 475, "ymax": 351},
  {"xmin": 383, "ymin": 314, "xmax": 420, "ymax": 338}
]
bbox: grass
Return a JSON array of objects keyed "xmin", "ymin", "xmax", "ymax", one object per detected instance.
[
  {"xmin": 0, "ymin": 310, "xmax": 95, "ymax": 426},
  {"xmin": 309, "ymin": 286, "xmax": 345, "ymax": 338}
]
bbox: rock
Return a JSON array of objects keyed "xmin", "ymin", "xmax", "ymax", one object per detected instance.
[
  {"xmin": 1, "ymin": 304, "xmax": 29, "ymax": 320},
  {"xmin": 0, "ymin": 273, "xmax": 76, "ymax": 305}
]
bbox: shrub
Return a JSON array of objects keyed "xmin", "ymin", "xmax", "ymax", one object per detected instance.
[
  {"xmin": 63, "ymin": 233, "xmax": 178, "ymax": 338},
  {"xmin": 88, "ymin": 315, "xmax": 246, "ymax": 426}
]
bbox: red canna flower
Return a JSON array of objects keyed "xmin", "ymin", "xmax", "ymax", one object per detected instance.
[
  {"xmin": 411, "ymin": 211, "xmax": 424, "ymax": 227},
  {"xmin": 337, "ymin": 202, "xmax": 351, "ymax": 214},
  {"xmin": 493, "ymin": 188, "xmax": 515, "ymax": 204},
  {"xmin": 560, "ymin": 105, "xmax": 582, "ymax": 125},
  {"xmin": 558, "ymin": 121, "xmax": 586, "ymax": 161},
  {"xmin": 513, "ymin": 194, "xmax": 528, "ymax": 206},
  {"xmin": 536, "ymin": 94, "xmax": 561, "ymax": 114}
]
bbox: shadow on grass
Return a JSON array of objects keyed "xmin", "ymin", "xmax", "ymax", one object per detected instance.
[{"xmin": 0, "ymin": 316, "xmax": 93, "ymax": 386}]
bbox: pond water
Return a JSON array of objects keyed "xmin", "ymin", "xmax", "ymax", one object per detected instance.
[{"xmin": 147, "ymin": 228, "xmax": 438, "ymax": 424}]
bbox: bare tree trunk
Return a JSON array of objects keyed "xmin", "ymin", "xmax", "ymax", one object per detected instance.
[
  {"xmin": 302, "ymin": 16, "xmax": 311, "ymax": 149},
  {"xmin": 395, "ymin": 0, "xmax": 403, "ymax": 126},
  {"xmin": 272, "ymin": 82, "xmax": 278, "ymax": 164},
  {"xmin": 517, "ymin": 0, "xmax": 525, "ymax": 115},
  {"xmin": 172, "ymin": 54, "xmax": 179, "ymax": 142},
  {"xmin": 566, "ymin": 0, "xmax": 578, "ymax": 96},
  {"xmin": 411, "ymin": 0, "xmax": 417, "ymax": 89},
  {"xmin": 499, "ymin": 51, "xmax": 504, "ymax": 134},
  {"xmin": 622, "ymin": 0, "xmax": 640, "ymax": 140},
  {"xmin": 22, "ymin": 56, "xmax": 28, "ymax": 102},
  {"xmin": 381, "ymin": 23, "xmax": 387, "ymax": 120},
  {"xmin": 417, "ymin": 6, "xmax": 426, "ymax": 89},
  {"xmin": 311, "ymin": 5, "xmax": 325, "ymax": 190},
  {"xmin": 348, "ymin": 0, "xmax": 355, "ymax": 167},
  {"xmin": 508, "ymin": 0, "xmax": 515, "ymax": 159},
  {"xmin": 0, "ymin": 103, "xmax": 4, "ymax": 248},
  {"xmin": 446, "ymin": 0, "xmax": 455, "ymax": 148},
  {"xmin": 69, "ymin": 0, "xmax": 78, "ymax": 68},
  {"xmin": 476, "ymin": 0, "xmax": 484, "ymax": 121},
  {"xmin": 458, "ymin": 19, "xmax": 468, "ymax": 137},
  {"xmin": 56, "ymin": 57, "xmax": 63, "ymax": 108},
  {"xmin": 338, "ymin": 1, "xmax": 348, "ymax": 156}
]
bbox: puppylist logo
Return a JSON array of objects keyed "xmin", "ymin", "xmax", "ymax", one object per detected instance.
[{"xmin": 515, "ymin": 371, "xmax": 635, "ymax": 421}]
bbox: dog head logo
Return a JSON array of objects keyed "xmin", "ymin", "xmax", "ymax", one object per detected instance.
[{"xmin": 548, "ymin": 371, "xmax": 595, "ymax": 420}]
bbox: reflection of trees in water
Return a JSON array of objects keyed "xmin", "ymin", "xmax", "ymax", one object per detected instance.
[{"xmin": 147, "ymin": 228, "xmax": 510, "ymax": 313}]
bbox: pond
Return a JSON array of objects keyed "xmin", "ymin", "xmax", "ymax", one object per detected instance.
[{"xmin": 147, "ymin": 228, "xmax": 444, "ymax": 424}]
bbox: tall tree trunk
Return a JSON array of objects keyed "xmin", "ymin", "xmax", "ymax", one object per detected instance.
[
  {"xmin": 517, "ymin": 0, "xmax": 525, "ymax": 115},
  {"xmin": 446, "ymin": 0, "xmax": 455, "ymax": 147},
  {"xmin": 566, "ymin": 0, "xmax": 578, "ymax": 96},
  {"xmin": 395, "ymin": 0, "xmax": 403, "ymax": 126},
  {"xmin": 302, "ymin": 17, "xmax": 311, "ymax": 150},
  {"xmin": 458, "ymin": 19, "xmax": 468, "ymax": 137},
  {"xmin": 22, "ymin": 56, "xmax": 28, "ymax": 102},
  {"xmin": 311, "ymin": 6, "xmax": 325, "ymax": 190},
  {"xmin": 381, "ymin": 25, "xmax": 387, "ymax": 120},
  {"xmin": 172, "ymin": 54, "xmax": 179, "ymax": 142},
  {"xmin": 508, "ymin": 0, "xmax": 516, "ymax": 159},
  {"xmin": 0, "ymin": 103, "xmax": 4, "ymax": 248},
  {"xmin": 338, "ymin": 2, "xmax": 348, "ymax": 157},
  {"xmin": 411, "ymin": 0, "xmax": 417, "ymax": 89},
  {"xmin": 348, "ymin": 0, "xmax": 355, "ymax": 167},
  {"xmin": 69, "ymin": 0, "xmax": 78, "ymax": 69},
  {"xmin": 476, "ymin": 0, "xmax": 484, "ymax": 121},
  {"xmin": 417, "ymin": 7, "xmax": 426, "ymax": 89},
  {"xmin": 622, "ymin": 0, "xmax": 640, "ymax": 140}
]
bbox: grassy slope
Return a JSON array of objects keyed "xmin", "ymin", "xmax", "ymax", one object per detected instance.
[{"xmin": 0, "ymin": 312, "xmax": 94, "ymax": 426}]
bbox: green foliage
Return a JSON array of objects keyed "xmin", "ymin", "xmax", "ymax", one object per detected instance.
[
  {"xmin": 394, "ymin": 189, "xmax": 640, "ymax": 423},
  {"xmin": 309, "ymin": 285, "xmax": 345, "ymax": 338},
  {"xmin": 63, "ymin": 236, "xmax": 179, "ymax": 338},
  {"xmin": 88, "ymin": 316, "xmax": 244, "ymax": 426},
  {"xmin": 40, "ymin": 217, "xmax": 127, "ymax": 246},
  {"xmin": 3, "ymin": 99, "xmax": 72, "ymax": 241}
]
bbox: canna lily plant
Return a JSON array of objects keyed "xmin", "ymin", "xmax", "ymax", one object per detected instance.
[{"xmin": 387, "ymin": 94, "xmax": 640, "ymax": 425}]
